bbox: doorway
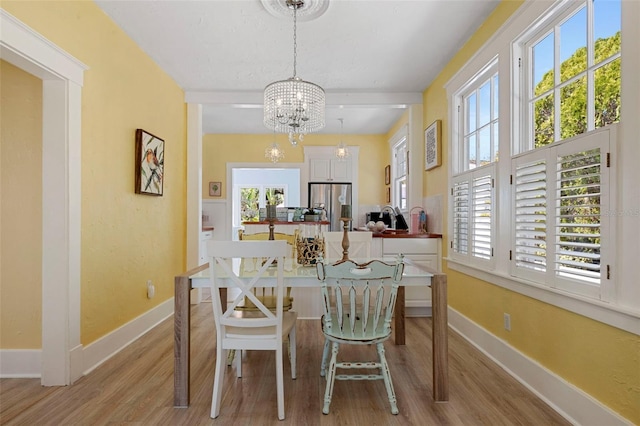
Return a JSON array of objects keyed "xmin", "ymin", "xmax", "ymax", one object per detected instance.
[{"xmin": 0, "ymin": 10, "xmax": 86, "ymax": 384}]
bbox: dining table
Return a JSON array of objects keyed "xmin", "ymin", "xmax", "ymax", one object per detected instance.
[{"xmin": 173, "ymin": 256, "xmax": 448, "ymax": 407}]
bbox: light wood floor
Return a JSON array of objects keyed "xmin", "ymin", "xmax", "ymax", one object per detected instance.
[{"xmin": 0, "ymin": 302, "xmax": 569, "ymax": 425}]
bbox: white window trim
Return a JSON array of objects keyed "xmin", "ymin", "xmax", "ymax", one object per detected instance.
[
  {"xmin": 444, "ymin": 0, "xmax": 640, "ymax": 334},
  {"xmin": 388, "ymin": 125, "xmax": 408, "ymax": 211}
]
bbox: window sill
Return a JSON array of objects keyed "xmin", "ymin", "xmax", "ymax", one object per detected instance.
[{"xmin": 445, "ymin": 258, "xmax": 640, "ymax": 335}]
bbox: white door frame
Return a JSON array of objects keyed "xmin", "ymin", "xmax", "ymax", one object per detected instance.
[{"xmin": 0, "ymin": 9, "xmax": 87, "ymax": 385}]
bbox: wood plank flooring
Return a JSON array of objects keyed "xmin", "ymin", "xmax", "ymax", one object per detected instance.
[{"xmin": 0, "ymin": 302, "xmax": 570, "ymax": 425}]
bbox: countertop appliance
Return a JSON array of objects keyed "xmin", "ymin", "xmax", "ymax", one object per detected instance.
[{"xmin": 308, "ymin": 182, "xmax": 352, "ymax": 231}]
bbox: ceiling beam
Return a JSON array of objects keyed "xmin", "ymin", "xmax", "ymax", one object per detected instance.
[{"xmin": 184, "ymin": 91, "xmax": 422, "ymax": 109}]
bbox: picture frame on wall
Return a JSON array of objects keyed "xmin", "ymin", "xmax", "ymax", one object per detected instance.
[
  {"xmin": 425, "ymin": 119, "xmax": 442, "ymax": 171},
  {"xmin": 209, "ymin": 182, "xmax": 222, "ymax": 197},
  {"xmin": 386, "ymin": 187, "xmax": 391, "ymax": 203},
  {"xmin": 135, "ymin": 129, "xmax": 164, "ymax": 196},
  {"xmin": 384, "ymin": 165, "xmax": 390, "ymax": 185}
]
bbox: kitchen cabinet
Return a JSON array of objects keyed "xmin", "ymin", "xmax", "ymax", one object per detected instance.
[
  {"xmin": 305, "ymin": 146, "xmax": 355, "ymax": 182},
  {"xmin": 376, "ymin": 236, "xmax": 442, "ymax": 316},
  {"xmin": 199, "ymin": 229, "xmax": 214, "ymax": 265},
  {"xmin": 309, "ymin": 157, "xmax": 352, "ymax": 182}
]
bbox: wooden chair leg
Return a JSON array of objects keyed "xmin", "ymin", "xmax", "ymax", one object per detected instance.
[
  {"xmin": 211, "ymin": 344, "xmax": 226, "ymax": 418},
  {"xmin": 289, "ymin": 328, "xmax": 297, "ymax": 379},
  {"xmin": 376, "ymin": 343, "xmax": 399, "ymax": 415},
  {"xmin": 320, "ymin": 339, "xmax": 330, "ymax": 377},
  {"xmin": 323, "ymin": 342, "xmax": 339, "ymax": 415},
  {"xmin": 235, "ymin": 349, "xmax": 242, "ymax": 378}
]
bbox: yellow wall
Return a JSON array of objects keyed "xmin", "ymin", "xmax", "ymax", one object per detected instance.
[
  {"xmin": 2, "ymin": 1, "xmax": 187, "ymax": 345},
  {"xmin": 0, "ymin": 60, "xmax": 43, "ymax": 349},
  {"xmin": 203, "ymin": 133, "xmax": 387, "ymax": 204},
  {"xmin": 420, "ymin": 0, "xmax": 640, "ymax": 422}
]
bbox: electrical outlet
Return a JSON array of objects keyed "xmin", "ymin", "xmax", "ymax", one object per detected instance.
[
  {"xmin": 147, "ymin": 280, "xmax": 155, "ymax": 299},
  {"xmin": 504, "ymin": 313, "xmax": 511, "ymax": 331}
]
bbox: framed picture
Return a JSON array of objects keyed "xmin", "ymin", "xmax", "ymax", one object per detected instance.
[
  {"xmin": 425, "ymin": 119, "xmax": 442, "ymax": 171},
  {"xmin": 384, "ymin": 165, "xmax": 390, "ymax": 185},
  {"xmin": 135, "ymin": 129, "xmax": 164, "ymax": 196},
  {"xmin": 386, "ymin": 187, "xmax": 391, "ymax": 203},
  {"xmin": 209, "ymin": 181, "xmax": 222, "ymax": 197}
]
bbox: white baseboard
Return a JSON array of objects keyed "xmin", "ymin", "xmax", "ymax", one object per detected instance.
[
  {"xmin": 82, "ymin": 298, "xmax": 174, "ymax": 375},
  {"xmin": 0, "ymin": 349, "xmax": 41, "ymax": 378},
  {"xmin": 448, "ymin": 308, "xmax": 632, "ymax": 426}
]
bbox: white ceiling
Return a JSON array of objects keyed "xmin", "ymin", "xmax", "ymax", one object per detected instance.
[{"xmin": 95, "ymin": 0, "xmax": 500, "ymax": 135}]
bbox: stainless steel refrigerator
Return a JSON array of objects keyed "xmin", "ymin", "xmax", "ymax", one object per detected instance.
[{"xmin": 308, "ymin": 182, "xmax": 352, "ymax": 231}]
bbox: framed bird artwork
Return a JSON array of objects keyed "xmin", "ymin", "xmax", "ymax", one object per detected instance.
[{"xmin": 135, "ymin": 129, "xmax": 165, "ymax": 196}]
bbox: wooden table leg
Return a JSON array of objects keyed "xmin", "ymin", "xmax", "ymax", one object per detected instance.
[
  {"xmin": 394, "ymin": 286, "xmax": 406, "ymax": 345},
  {"xmin": 174, "ymin": 273, "xmax": 191, "ymax": 407},
  {"xmin": 174, "ymin": 263, "xmax": 209, "ymax": 407},
  {"xmin": 431, "ymin": 273, "xmax": 449, "ymax": 401}
]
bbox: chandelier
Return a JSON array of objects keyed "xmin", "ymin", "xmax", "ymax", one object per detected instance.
[
  {"xmin": 264, "ymin": 0, "xmax": 325, "ymax": 146},
  {"xmin": 335, "ymin": 118, "xmax": 350, "ymax": 161}
]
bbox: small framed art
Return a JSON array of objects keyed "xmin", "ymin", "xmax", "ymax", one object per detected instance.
[
  {"xmin": 384, "ymin": 165, "xmax": 390, "ymax": 185},
  {"xmin": 209, "ymin": 182, "xmax": 222, "ymax": 197},
  {"xmin": 135, "ymin": 129, "xmax": 164, "ymax": 196},
  {"xmin": 386, "ymin": 187, "xmax": 391, "ymax": 203},
  {"xmin": 425, "ymin": 119, "xmax": 442, "ymax": 171}
]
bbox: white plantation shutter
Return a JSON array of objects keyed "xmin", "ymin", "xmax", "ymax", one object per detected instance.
[
  {"xmin": 511, "ymin": 129, "xmax": 610, "ymax": 299},
  {"xmin": 472, "ymin": 175, "xmax": 493, "ymax": 259},
  {"xmin": 451, "ymin": 166, "xmax": 495, "ymax": 266},
  {"xmin": 452, "ymin": 179, "xmax": 469, "ymax": 255},
  {"xmin": 554, "ymin": 132, "xmax": 609, "ymax": 298},
  {"xmin": 513, "ymin": 155, "xmax": 548, "ymax": 280}
]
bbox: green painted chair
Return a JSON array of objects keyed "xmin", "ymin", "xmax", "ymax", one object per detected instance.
[{"xmin": 315, "ymin": 255, "xmax": 405, "ymax": 415}]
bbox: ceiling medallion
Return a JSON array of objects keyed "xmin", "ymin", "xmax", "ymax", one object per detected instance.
[{"xmin": 260, "ymin": 0, "xmax": 330, "ymax": 22}]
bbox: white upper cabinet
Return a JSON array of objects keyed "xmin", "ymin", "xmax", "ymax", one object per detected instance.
[
  {"xmin": 304, "ymin": 146, "xmax": 357, "ymax": 183},
  {"xmin": 309, "ymin": 157, "xmax": 352, "ymax": 182}
]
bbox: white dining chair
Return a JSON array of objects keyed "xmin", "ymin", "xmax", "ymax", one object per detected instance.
[
  {"xmin": 316, "ymin": 255, "xmax": 405, "ymax": 415},
  {"xmin": 207, "ymin": 240, "xmax": 297, "ymax": 420},
  {"xmin": 322, "ymin": 230, "xmax": 372, "ymax": 261}
]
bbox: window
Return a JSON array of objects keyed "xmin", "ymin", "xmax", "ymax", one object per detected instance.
[
  {"xmin": 462, "ymin": 69, "xmax": 499, "ymax": 171},
  {"xmin": 521, "ymin": 0, "xmax": 621, "ymax": 152},
  {"xmin": 510, "ymin": 0, "xmax": 620, "ymax": 299},
  {"xmin": 445, "ymin": 0, "xmax": 634, "ymax": 331},
  {"xmin": 239, "ymin": 185, "xmax": 287, "ymax": 222},
  {"xmin": 392, "ymin": 132, "xmax": 408, "ymax": 210},
  {"xmin": 450, "ymin": 60, "xmax": 498, "ymax": 267}
]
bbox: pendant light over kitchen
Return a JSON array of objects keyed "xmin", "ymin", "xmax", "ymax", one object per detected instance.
[{"xmin": 335, "ymin": 118, "xmax": 350, "ymax": 161}]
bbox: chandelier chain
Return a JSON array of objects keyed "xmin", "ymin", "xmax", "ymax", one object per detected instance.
[{"xmin": 292, "ymin": 5, "xmax": 297, "ymax": 77}]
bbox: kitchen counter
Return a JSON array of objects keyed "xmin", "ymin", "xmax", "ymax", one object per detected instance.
[
  {"xmin": 371, "ymin": 232, "xmax": 442, "ymax": 238},
  {"xmin": 242, "ymin": 221, "xmax": 330, "ymax": 225},
  {"xmin": 356, "ymin": 227, "xmax": 441, "ymax": 238}
]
